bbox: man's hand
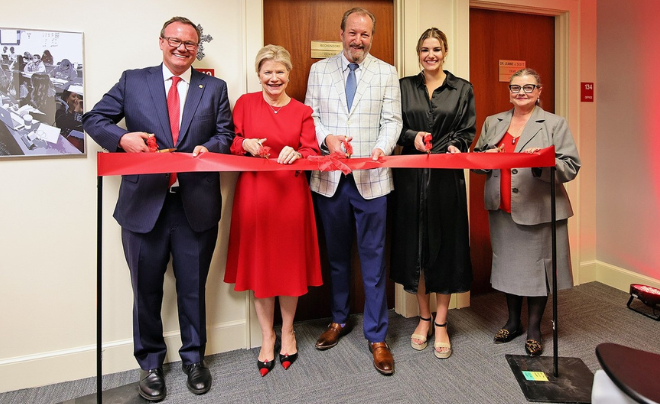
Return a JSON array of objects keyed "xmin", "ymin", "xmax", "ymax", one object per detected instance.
[
  {"xmin": 326, "ymin": 135, "xmax": 352, "ymax": 154},
  {"xmin": 192, "ymin": 145, "xmax": 208, "ymax": 157},
  {"xmin": 119, "ymin": 132, "xmax": 150, "ymax": 153},
  {"xmin": 371, "ymin": 148, "xmax": 385, "ymax": 160}
]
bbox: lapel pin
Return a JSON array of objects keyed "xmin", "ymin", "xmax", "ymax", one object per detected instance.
[{"xmin": 199, "ymin": 85, "xmax": 203, "ymax": 88}]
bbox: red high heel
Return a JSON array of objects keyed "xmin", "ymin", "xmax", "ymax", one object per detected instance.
[
  {"xmin": 279, "ymin": 352, "xmax": 298, "ymax": 370},
  {"xmin": 257, "ymin": 358, "xmax": 275, "ymax": 377},
  {"xmin": 257, "ymin": 336, "xmax": 279, "ymax": 377}
]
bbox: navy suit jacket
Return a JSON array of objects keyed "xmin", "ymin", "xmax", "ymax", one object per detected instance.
[{"xmin": 83, "ymin": 65, "xmax": 234, "ymax": 233}]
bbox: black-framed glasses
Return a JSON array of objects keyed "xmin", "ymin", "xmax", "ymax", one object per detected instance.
[
  {"xmin": 161, "ymin": 37, "xmax": 198, "ymax": 51},
  {"xmin": 509, "ymin": 84, "xmax": 539, "ymax": 93}
]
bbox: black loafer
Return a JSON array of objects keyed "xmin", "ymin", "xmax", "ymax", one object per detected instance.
[
  {"xmin": 182, "ymin": 361, "xmax": 212, "ymax": 395},
  {"xmin": 138, "ymin": 367, "xmax": 166, "ymax": 402}
]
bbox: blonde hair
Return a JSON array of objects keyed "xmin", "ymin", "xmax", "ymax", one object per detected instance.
[{"xmin": 255, "ymin": 45, "xmax": 292, "ymax": 73}]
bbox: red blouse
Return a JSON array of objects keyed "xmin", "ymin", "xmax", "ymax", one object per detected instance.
[{"xmin": 496, "ymin": 132, "xmax": 519, "ymax": 213}]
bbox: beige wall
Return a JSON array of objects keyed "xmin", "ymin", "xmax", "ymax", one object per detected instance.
[
  {"xmin": 0, "ymin": 0, "xmax": 657, "ymax": 394},
  {"xmin": 0, "ymin": 0, "xmax": 249, "ymax": 393}
]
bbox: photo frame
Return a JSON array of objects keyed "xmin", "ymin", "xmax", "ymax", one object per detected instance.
[{"xmin": 0, "ymin": 28, "xmax": 85, "ymax": 158}]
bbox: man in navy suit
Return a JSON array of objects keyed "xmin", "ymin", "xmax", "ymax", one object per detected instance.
[{"xmin": 83, "ymin": 16, "xmax": 233, "ymax": 401}]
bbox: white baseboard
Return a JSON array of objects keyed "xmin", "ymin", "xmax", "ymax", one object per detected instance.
[
  {"xmin": 0, "ymin": 320, "xmax": 247, "ymax": 393},
  {"xmin": 578, "ymin": 260, "xmax": 660, "ymax": 291}
]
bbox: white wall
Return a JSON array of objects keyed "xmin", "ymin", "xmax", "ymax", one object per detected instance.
[
  {"xmin": 0, "ymin": 0, "xmax": 249, "ymax": 393},
  {"xmin": 596, "ymin": 0, "xmax": 660, "ymax": 284}
]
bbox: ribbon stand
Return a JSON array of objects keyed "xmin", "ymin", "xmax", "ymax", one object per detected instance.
[
  {"xmin": 505, "ymin": 167, "xmax": 593, "ymax": 403},
  {"xmin": 64, "ymin": 148, "xmax": 588, "ymax": 403},
  {"xmin": 61, "ymin": 174, "xmax": 142, "ymax": 404}
]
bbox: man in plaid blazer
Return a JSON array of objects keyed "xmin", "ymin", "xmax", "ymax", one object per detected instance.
[{"xmin": 304, "ymin": 7, "xmax": 402, "ymax": 375}]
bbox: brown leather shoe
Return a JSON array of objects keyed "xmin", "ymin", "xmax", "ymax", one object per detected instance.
[
  {"xmin": 315, "ymin": 323, "xmax": 347, "ymax": 350},
  {"xmin": 369, "ymin": 342, "xmax": 395, "ymax": 375}
]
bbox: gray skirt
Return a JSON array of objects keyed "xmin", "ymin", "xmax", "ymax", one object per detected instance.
[{"xmin": 489, "ymin": 210, "xmax": 573, "ymax": 296}]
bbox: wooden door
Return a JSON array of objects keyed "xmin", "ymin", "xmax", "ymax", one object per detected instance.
[
  {"xmin": 263, "ymin": 0, "xmax": 395, "ymax": 321},
  {"xmin": 469, "ymin": 8, "xmax": 555, "ymax": 294}
]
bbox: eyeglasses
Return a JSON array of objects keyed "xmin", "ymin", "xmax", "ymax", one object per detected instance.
[
  {"xmin": 161, "ymin": 37, "xmax": 198, "ymax": 51},
  {"xmin": 509, "ymin": 84, "xmax": 539, "ymax": 93}
]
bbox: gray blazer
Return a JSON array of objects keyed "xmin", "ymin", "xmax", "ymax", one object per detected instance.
[
  {"xmin": 304, "ymin": 53, "xmax": 402, "ymax": 199},
  {"xmin": 474, "ymin": 107, "xmax": 581, "ymax": 225}
]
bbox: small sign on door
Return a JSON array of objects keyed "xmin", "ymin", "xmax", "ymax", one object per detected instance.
[
  {"xmin": 311, "ymin": 41, "xmax": 342, "ymax": 59},
  {"xmin": 498, "ymin": 60, "xmax": 526, "ymax": 82}
]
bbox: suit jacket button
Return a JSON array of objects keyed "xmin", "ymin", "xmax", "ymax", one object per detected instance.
[
  {"xmin": 512, "ymin": 169, "xmax": 518, "ymax": 174},
  {"xmin": 512, "ymin": 188, "xmax": 519, "ymax": 193}
]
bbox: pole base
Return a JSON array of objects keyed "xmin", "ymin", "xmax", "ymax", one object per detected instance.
[
  {"xmin": 506, "ymin": 354, "xmax": 594, "ymax": 403},
  {"xmin": 59, "ymin": 383, "xmax": 142, "ymax": 404}
]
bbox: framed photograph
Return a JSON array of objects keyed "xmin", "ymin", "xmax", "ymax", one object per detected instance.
[{"xmin": 0, "ymin": 28, "xmax": 85, "ymax": 157}]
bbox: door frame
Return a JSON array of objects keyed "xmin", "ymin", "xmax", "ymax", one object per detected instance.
[{"xmin": 242, "ymin": 0, "xmax": 580, "ymax": 339}]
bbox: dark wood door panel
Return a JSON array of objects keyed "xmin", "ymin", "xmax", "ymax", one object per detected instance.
[
  {"xmin": 263, "ymin": 0, "xmax": 395, "ymax": 321},
  {"xmin": 469, "ymin": 8, "xmax": 555, "ymax": 295},
  {"xmin": 264, "ymin": 0, "xmax": 393, "ymax": 103}
]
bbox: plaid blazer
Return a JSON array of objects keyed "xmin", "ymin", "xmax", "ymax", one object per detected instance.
[{"xmin": 305, "ymin": 53, "xmax": 402, "ymax": 199}]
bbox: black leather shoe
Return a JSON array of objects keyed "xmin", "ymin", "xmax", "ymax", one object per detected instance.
[
  {"xmin": 138, "ymin": 367, "xmax": 166, "ymax": 402},
  {"xmin": 182, "ymin": 361, "xmax": 212, "ymax": 395}
]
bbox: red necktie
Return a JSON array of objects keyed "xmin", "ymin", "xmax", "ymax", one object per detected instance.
[{"xmin": 167, "ymin": 76, "xmax": 181, "ymax": 187}]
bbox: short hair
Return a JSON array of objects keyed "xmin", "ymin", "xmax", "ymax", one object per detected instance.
[
  {"xmin": 255, "ymin": 44, "xmax": 292, "ymax": 73},
  {"xmin": 510, "ymin": 68, "xmax": 543, "ymax": 87},
  {"xmin": 341, "ymin": 7, "xmax": 376, "ymax": 35},
  {"xmin": 160, "ymin": 16, "xmax": 201, "ymax": 43},
  {"xmin": 416, "ymin": 28, "xmax": 449, "ymax": 55}
]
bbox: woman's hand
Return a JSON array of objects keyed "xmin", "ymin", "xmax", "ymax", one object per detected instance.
[
  {"xmin": 484, "ymin": 145, "xmax": 504, "ymax": 153},
  {"xmin": 522, "ymin": 147, "xmax": 541, "ymax": 154},
  {"xmin": 243, "ymin": 137, "xmax": 267, "ymax": 156},
  {"xmin": 447, "ymin": 145, "xmax": 461, "ymax": 154},
  {"xmin": 414, "ymin": 131, "xmax": 430, "ymax": 153},
  {"xmin": 277, "ymin": 145, "xmax": 302, "ymax": 164}
]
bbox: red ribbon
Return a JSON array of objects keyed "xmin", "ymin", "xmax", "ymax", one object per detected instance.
[{"xmin": 97, "ymin": 147, "xmax": 556, "ymax": 176}]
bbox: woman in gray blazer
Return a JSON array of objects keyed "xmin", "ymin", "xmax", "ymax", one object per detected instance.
[{"xmin": 474, "ymin": 68, "xmax": 580, "ymax": 356}]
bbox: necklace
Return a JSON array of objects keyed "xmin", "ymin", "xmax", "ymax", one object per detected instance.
[
  {"xmin": 268, "ymin": 104, "xmax": 284, "ymax": 114},
  {"xmin": 264, "ymin": 95, "xmax": 290, "ymax": 114}
]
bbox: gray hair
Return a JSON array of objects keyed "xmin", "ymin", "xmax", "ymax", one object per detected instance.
[{"xmin": 341, "ymin": 7, "xmax": 376, "ymax": 35}]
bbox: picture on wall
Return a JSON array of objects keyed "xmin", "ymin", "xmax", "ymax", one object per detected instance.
[{"xmin": 0, "ymin": 28, "xmax": 84, "ymax": 157}]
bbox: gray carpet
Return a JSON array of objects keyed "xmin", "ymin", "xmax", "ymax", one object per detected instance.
[{"xmin": 2, "ymin": 281, "xmax": 658, "ymax": 404}]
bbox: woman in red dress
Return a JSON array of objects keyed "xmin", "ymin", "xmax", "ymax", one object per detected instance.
[{"xmin": 224, "ymin": 45, "xmax": 322, "ymax": 376}]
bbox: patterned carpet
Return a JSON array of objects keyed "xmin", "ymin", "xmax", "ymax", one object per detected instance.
[{"xmin": 2, "ymin": 281, "xmax": 657, "ymax": 403}]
